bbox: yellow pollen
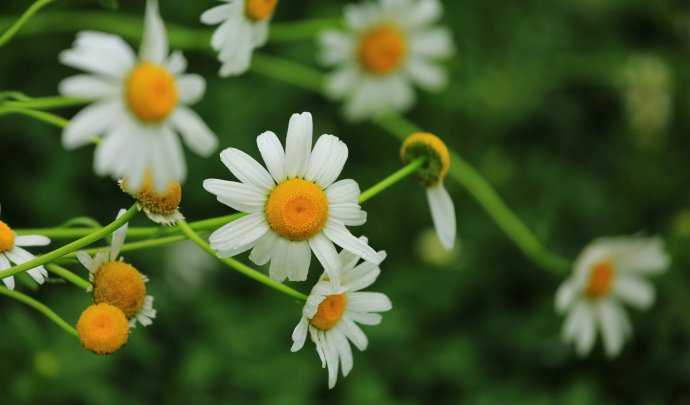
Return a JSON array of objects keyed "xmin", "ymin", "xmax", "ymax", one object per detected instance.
[
  {"xmin": 245, "ymin": 0, "xmax": 278, "ymax": 21},
  {"xmin": 585, "ymin": 259, "xmax": 615, "ymax": 298},
  {"xmin": 265, "ymin": 178, "xmax": 329, "ymax": 241},
  {"xmin": 401, "ymin": 132, "xmax": 451, "ymax": 187},
  {"xmin": 93, "ymin": 261, "xmax": 147, "ymax": 318},
  {"xmin": 126, "ymin": 63, "xmax": 178, "ymax": 122},
  {"xmin": 122, "ymin": 174, "xmax": 182, "ymax": 216},
  {"xmin": 310, "ymin": 294, "xmax": 347, "ymax": 331},
  {"xmin": 358, "ymin": 25, "xmax": 407, "ymax": 75},
  {"xmin": 0, "ymin": 221, "xmax": 15, "ymax": 253},
  {"xmin": 77, "ymin": 303, "xmax": 129, "ymax": 355}
]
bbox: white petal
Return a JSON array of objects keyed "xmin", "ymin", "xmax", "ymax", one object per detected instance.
[
  {"xmin": 305, "ymin": 135, "xmax": 349, "ymax": 188},
  {"xmin": 268, "ymin": 237, "xmax": 290, "ymax": 282},
  {"xmin": 319, "ymin": 31, "xmax": 355, "ymax": 66},
  {"xmin": 76, "ymin": 251, "xmax": 95, "ymax": 272},
  {"xmin": 338, "ymin": 318, "xmax": 368, "ymax": 351},
  {"xmin": 284, "ymin": 241, "xmax": 312, "ymax": 282},
  {"xmin": 5, "ymin": 247, "xmax": 46, "ymax": 285},
  {"xmin": 59, "ymin": 75, "xmax": 120, "ymax": 99},
  {"xmin": 177, "ymin": 74, "xmax": 206, "ymax": 105},
  {"xmin": 220, "ymin": 148, "xmax": 274, "ymax": 191},
  {"xmin": 256, "ymin": 131, "xmax": 286, "ymax": 183},
  {"xmin": 0, "ymin": 254, "xmax": 14, "ymax": 290},
  {"xmin": 347, "ymin": 292, "xmax": 392, "ymax": 313},
  {"xmin": 326, "ymin": 179, "xmax": 361, "ymax": 205},
  {"xmin": 310, "ymin": 327, "xmax": 327, "ymax": 367},
  {"xmin": 346, "ymin": 311, "xmax": 382, "ymax": 325},
  {"xmin": 93, "ymin": 124, "xmax": 130, "ymax": 176},
  {"xmin": 140, "ymin": 0, "xmax": 168, "ymax": 64},
  {"xmin": 218, "ymin": 23, "xmax": 254, "ymax": 77},
  {"xmin": 342, "ymin": 261, "xmax": 381, "ymax": 292},
  {"xmin": 110, "ymin": 209, "xmax": 128, "ymax": 260},
  {"xmin": 14, "ymin": 235, "xmax": 50, "ymax": 247},
  {"xmin": 291, "ymin": 317, "xmax": 309, "ymax": 352},
  {"xmin": 284, "ymin": 112, "xmax": 313, "ymax": 178},
  {"xmin": 410, "ymin": 28, "xmax": 455, "ymax": 59},
  {"xmin": 324, "ymin": 67, "xmax": 359, "ymax": 99},
  {"xmin": 251, "ymin": 21, "xmax": 269, "ymax": 47},
  {"xmin": 63, "ymin": 101, "xmax": 121, "ymax": 149},
  {"xmin": 332, "ymin": 329, "xmax": 353, "ymax": 378},
  {"xmin": 426, "ymin": 184, "xmax": 456, "ymax": 250},
  {"xmin": 59, "ymin": 31, "xmax": 135, "ymax": 78},
  {"xmin": 249, "ymin": 232, "xmax": 278, "ymax": 266},
  {"xmin": 329, "ymin": 203, "xmax": 367, "ymax": 227},
  {"xmin": 613, "ymin": 275, "xmax": 655, "ymax": 310},
  {"xmin": 555, "ymin": 278, "xmax": 578, "ymax": 313},
  {"xmin": 597, "ymin": 300, "xmax": 629, "ymax": 358},
  {"xmin": 200, "ymin": 3, "xmax": 232, "ymax": 25},
  {"xmin": 323, "ymin": 221, "xmax": 382, "ymax": 265},
  {"xmin": 165, "ymin": 50, "xmax": 187, "ymax": 75},
  {"xmin": 564, "ymin": 301, "xmax": 596, "ymax": 357},
  {"xmin": 324, "ymin": 332, "xmax": 340, "ymax": 389},
  {"xmin": 400, "ymin": 0, "xmax": 442, "ymax": 29},
  {"xmin": 203, "ymin": 179, "xmax": 266, "ymax": 213},
  {"xmin": 209, "ymin": 213, "xmax": 268, "ymax": 254},
  {"xmin": 406, "ymin": 59, "xmax": 448, "ymax": 91},
  {"xmin": 150, "ymin": 127, "xmax": 187, "ymax": 192},
  {"xmin": 308, "ymin": 233, "xmax": 341, "ymax": 282},
  {"xmin": 171, "ymin": 107, "xmax": 218, "ymax": 157}
]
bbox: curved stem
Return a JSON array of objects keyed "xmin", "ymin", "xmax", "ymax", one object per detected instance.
[
  {"xmin": 0, "ymin": 107, "xmax": 68, "ymax": 128},
  {"xmin": 46, "ymin": 264, "xmax": 92, "ymax": 292},
  {"xmin": 177, "ymin": 220, "xmax": 307, "ymax": 302},
  {"xmin": 359, "ymin": 157, "xmax": 425, "ymax": 203},
  {"xmin": 0, "ymin": 286, "xmax": 77, "ymax": 337},
  {"xmin": 0, "ymin": 204, "xmax": 138, "ymax": 281},
  {"xmin": 0, "ymin": 0, "xmax": 55, "ymax": 47},
  {"xmin": 0, "ymin": 96, "xmax": 85, "ymax": 110}
]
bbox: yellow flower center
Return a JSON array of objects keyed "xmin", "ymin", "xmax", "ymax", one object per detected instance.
[
  {"xmin": 265, "ymin": 178, "xmax": 329, "ymax": 241},
  {"xmin": 585, "ymin": 259, "xmax": 615, "ymax": 298},
  {"xmin": 122, "ymin": 174, "xmax": 182, "ymax": 216},
  {"xmin": 245, "ymin": 0, "xmax": 278, "ymax": 21},
  {"xmin": 310, "ymin": 294, "xmax": 347, "ymax": 331},
  {"xmin": 358, "ymin": 25, "xmax": 407, "ymax": 75},
  {"xmin": 401, "ymin": 132, "xmax": 451, "ymax": 187},
  {"xmin": 0, "ymin": 221, "xmax": 15, "ymax": 253},
  {"xmin": 93, "ymin": 261, "xmax": 147, "ymax": 318},
  {"xmin": 77, "ymin": 303, "xmax": 129, "ymax": 355},
  {"xmin": 126, "ymin": 63, "xmax": 178, "ymax": 123}
]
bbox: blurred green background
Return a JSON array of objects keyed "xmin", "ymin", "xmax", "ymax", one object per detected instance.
[{"xmin": 1, "ymin": 0, "xmax": 689, "ymax": 403}]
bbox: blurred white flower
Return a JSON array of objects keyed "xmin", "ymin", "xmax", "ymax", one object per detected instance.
[
  {"xmin": 320, "ymin": 0, "xmax": 454, "ymax": 120},
  {"xmin": 556, "ymin": 236, "xmax": 670, "ymax": 358},
  {"xmin": 291, "ymin": 241, "xmax": 391, "ymax": 389},
  {"xmin": 203, "ymin": 112, "xmax": 381, "ymax": 283},
  {"xmin": 201, "ymin": 0, "xmax": 277, "ymax": 76},
  {"xmin": 59, "ymin": 0, "xmax": 217, "ymax": 193},
  {"xmin": 0, "ymin": 219, "xmax": 50, "ymax": 290},
  {"xmin": 164, "ymin": 240, "xmax": 215, "ymax": 294}
]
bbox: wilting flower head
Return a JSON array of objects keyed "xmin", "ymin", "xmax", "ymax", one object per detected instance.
[
  {"xmin": 320, "ymin": 0, "xmax": 454, "ymax": 120},
  {"xmin": 59, "ymin": 0, "xmax": 217, "ymax": 193},
  {"xmin": 0, "ymin": 217, "xmax": 50, "ymax": 289},
  {"xmin": 76, "ymin": 210, "xmax": 156, "ymax": 328},
  {"xmin": 291, "ymin": 239, "xmax": 391, "ymax": 388},
  {"xmin": 556, "ymin": 236, "xmax": 670, "ymax": 357},
  {"xmin": 120, "ymin": 173, "xmax": 184, "ymax": 225},
  {"xmin": 203, "ymin": 112, "xmax": 382, "ymax": 283},
  {"xmin": 401, "ymin": 132, "xmax": 456, "ymax": 249},
  {"xmin": 77, "ymin": 303, "xmax": 129, "ymax": 355},
  {"xmin": 201, "ymin": 0, "xmax": 278, "ymax": 76}
]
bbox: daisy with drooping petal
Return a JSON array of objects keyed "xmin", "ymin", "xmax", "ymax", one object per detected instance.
[
  {"xmin": 320, "ymin": 0, "xmax": 454, "ymax": 120},
  {"xmin": 401, "ymin": 132, "xmax": 456, "ymax": 250},
  {"xmin": 201, "ymin": 0, "xmax": 277, "ymax": 77},
  {"xmin": 120, "ymin": 174, "xmax": 184, "ymax": 225},
  {"xmin": 556, "ymin": 236, "xmax": 670, "ymax": 358},
  {"xmin": 291, "ymin": 239, "xmax": 391, "ymax": 389},
  {"xmin": 59, "ymin": 0, "xmax": 218, "ymax": 193},
  {"xmin": 76, "ymin": 210, "xmax": 157, "ymax": 328},
  {"xmin": 203, "ymin": 112, "xmax": 382, "ymax": 283},
  {"xmin": 0, "ymin": 218, "xmax": 50, "ymax": 290}
]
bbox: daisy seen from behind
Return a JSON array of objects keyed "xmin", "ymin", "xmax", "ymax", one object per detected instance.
[
  {"xmin": 291, "ymin": 239, "xmax": 391, "ymax": 388},
  {"xmin": 556, "ymin": 236, "xmax": 670, "ymax": 357},
  {"xmin": 203, "ymin": 112, "xmax": 382, "ymax": 283},
  {"xmin": 320, "ymin": 0, "xmax": 454, "ymax": 120},
  {"xmin": 59, "ymin": 0, "xmax": 218, "ymax": 193}
]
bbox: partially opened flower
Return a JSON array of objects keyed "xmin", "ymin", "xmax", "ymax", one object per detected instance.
[
  {"xmin": 59, "ymin": 0, "xmax": 217, "ymax": 193},
  {"xmin": 76, "ymin": 210, "xmax": 157, "ymax": 328},
  {"xmin": 120, "ymin": 174, "xmax": 184, "ymax": 225},
  {"xmin": 320, "ymin": 0, "xmax": 454, "ymax": 120},
  {"xmin": 0, "ymin": 219, "xmax": 50, "ymax": 289},
  {"xmin": 77, "ymin": 303, "xmax": 129, "ymax": 355},
  {"xmin": 201, "ymin": 0, "xmax": 278, "ymax": 76},
  {"xmin": 401, "ymin": 132, "xmax": 456, "ymax": 250},
  {"xmin": 556, "ymin": 236, "xmax": 670, "ymax": 357},
  {"xmin": 203, "ymin": 112, "xmax": 382, "ymax": 283},
  {"xmin": 291, "ymin": 240, "xmax": 391, "ymax": 389}
]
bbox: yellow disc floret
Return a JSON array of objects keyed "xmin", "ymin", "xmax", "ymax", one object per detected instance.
[
  {"xmin": 0, "ymin": 221, "xmax": 15, "ymax": 253},
  {"xmin": 126, "ymin": 63, "xmax": 178, "ymax": 123},
  {"xmin": 358, "ymin": 25, "xmax": 407, "ymax": 75},
  {"xmin": 265, "ymin": 178, "xmax": 329, "ymax": 241},
  {"xmin": 122, "ymin": 174, "xmax": 182, "ymax": 217},
  {"xmin": 401, "ymin": 132, "xmax": 451, "ymax": 187},
  {"xmin": 585, "ymin": 259, "xmax": 615, "ymax": 299},
  {"xmin": 77, "ymin": 303, "xmax": 129, "ymax": 355},
  {"xmin": 93, "ymin": 261, "xmax": 146, "ymax": 318},
  {"xmin": 245, "ymin": 0, "xmax": 278, "ymax": 21},
  {"xmin": 310, "ymin": 294, "xmax": 347, "ymax": 331}
]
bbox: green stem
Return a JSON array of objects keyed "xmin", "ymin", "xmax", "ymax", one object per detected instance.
[
  {"xmin": 0, "ymin": 107, "xmax": 68, "ymax": 128},
  {"xmin": 72, "ymin": 234, "xmax": 187, "ymax": 257},
  {"xmin": 0, "ymin": 0, "xmax": 55, "ymax": 47},
  {"xmin": 269, "ymin": 18, "xmax": 342, "ymax": 42},
  {"xmin": 0, "ymin": 96, "xmax": 86, "ymax": 110},
  {"xmin": 176, "ymin": 220, "xmax": 307, "ymax": 302},
  {"xmin": 46, "ymin": 264, "xmax": 92, "ymax": 292},
  {"xmin": 0, "ymin": 204, "xmax": 138, "ymax": 280},
  {"xmin": 0, "ymin": 286, "xmax": 77, "ymax": 337},
  {"xmin": 359, "ymin": 157, "xmax": 425, "ymax": 203}
]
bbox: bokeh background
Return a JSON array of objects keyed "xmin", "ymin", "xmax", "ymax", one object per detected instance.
[{"xmin": 1, "ymin": 0, "xmax": 689, "ymax": 403}]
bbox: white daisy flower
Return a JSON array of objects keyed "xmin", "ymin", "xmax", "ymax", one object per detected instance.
[
  {"xmin": 320, "ymin": 0, "xmax": 454, "ymax": 121},
  {"xmin": 76, "ymin": 210, "xmax": 157, "ymax": 328},
  {"xmin": 201, "ymin": 0, "xmax": 277, "ymax": 77},
  {"xmin": 401, "ymin": 132, "xmax": 456, "ymax": 250},
  {"xmin": 0, "ymin": 219, "xmax": 50, "ymax": 289},
  {"xmin": 203, "ymin": 112, "xmax": 382, "ymax": 283},
  {"xmin": 556, "ymin": 236, "xmax": 670, "ymax": 358},
  {"xmin": 59, "ymin": 0, "xmax": 218, "ymax": 193},
  {"xmin": 291, "ymin": 240, "xmax": 391, "ymax": 389}
]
